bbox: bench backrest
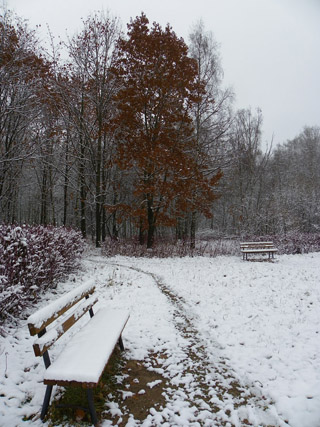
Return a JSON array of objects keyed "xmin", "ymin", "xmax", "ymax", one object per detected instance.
[
  {"xmin": 27, "ymin": 280, "xmax": 97, "ymax": 359},
  {"xmin": 240, "ymin": 241, "xmax": 274, "ymax": 249}
]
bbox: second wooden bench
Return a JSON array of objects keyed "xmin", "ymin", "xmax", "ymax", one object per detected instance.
[{"xmin": 240, "ymin": 241, "xmax": 278, "ymax": 260}]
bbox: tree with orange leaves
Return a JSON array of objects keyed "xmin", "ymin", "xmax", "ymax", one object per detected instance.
[{"xmin": 113, "ymin": 13, "xmax": 222, "ymax": 248}]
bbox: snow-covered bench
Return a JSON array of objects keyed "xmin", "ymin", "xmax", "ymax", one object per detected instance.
[
  {"xmin": 27, "ymin": 280, "xmax": 129, "ymax": 425},
  {"xmin": 240, "ymin": 241, "xmax": 278, "ymax": 260}
]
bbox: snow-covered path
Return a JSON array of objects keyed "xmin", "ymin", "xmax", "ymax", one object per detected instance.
[
  {"xmin": 101, "ymin": 259, "xmax": 283, "ymax": 426},
  {"xmin": 112, "ymin": 253, "xmax": 320, "ymax": 427},
  {"xmin": 0, "ymin": 251, "xmax": 319, "ymax": 426}
]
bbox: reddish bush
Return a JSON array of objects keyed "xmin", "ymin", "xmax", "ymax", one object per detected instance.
[
  {"xmin": 102, "ymin": 237, "xmax": 225, "ymax": 258},
  {"xmin": 0, "ymin": 224, "xmax": 84, "ymax": 321}
]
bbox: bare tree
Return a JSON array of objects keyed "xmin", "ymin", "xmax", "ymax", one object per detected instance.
[
  {"xmin": 0, "ymin": 11, "xmax": 50, "ymax": 222},
  {"xmin": 212, "ymin": 108, "xmax": 272, "ymax": 235},
  {"xmin": 187, "ymin": 21, "xmax": 233, "ymax": 246},
  {"xmin": 60, "ymin": 12, "xmax": 121, "ymax": 245},
  {"xmin": 267, "ymin": 126, "xmax": 320, "ymax": 233}
]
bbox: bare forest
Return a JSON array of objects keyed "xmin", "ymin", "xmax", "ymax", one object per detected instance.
[{"xmin": 1, "ymin": 10, "xmax": 320, "ymax": 248}]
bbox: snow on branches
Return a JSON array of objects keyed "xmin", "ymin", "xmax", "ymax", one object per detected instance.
[{"xmin": 0, "ymin": 224, "xmax": 84, "ymax": 322}]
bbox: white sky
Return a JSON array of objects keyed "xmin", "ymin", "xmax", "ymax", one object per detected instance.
[{"xmin": 6, "ymin": 0, "xmax": 320, "ymax": 148}]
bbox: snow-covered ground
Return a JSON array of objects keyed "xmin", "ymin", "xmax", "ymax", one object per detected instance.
[{"xmin": 1, "ymin": 251, "xmax": 319, "ymax": 426}]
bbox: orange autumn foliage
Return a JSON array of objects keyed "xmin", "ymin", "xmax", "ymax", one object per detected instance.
[{"xmin": 112, "ymin": 13, "xmax": 222, "ymax": 247}]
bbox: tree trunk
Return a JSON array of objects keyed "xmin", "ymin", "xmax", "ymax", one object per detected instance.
[
  {"xmin": 147, "ymin": 197, "xmax": 155, "ymax": 249},
  {"xmin": 63, "ymin": 122, "xmax": 70, "ymax": 227},
  {"xmin": 95, "ymin": 132, "xmax": 102, "ymax": 248},
  {"xmin": 40, "ymin": 169, "xmax": 47, "ymax": 225},
  {"xmin": 190, "ymin": 211, "xmax": 196, "ymax": 249},
  {"xmin": 79, "ymin": 95, "xmax": 86, "ymax": 238},
  {"xmin": 102, "ymin": 207, "xmax": 107, "ymax": 242},
  {"xmin": 79, "ymin": 161, "xmax": 86, "ymax": 238},
  {"xmin": 139, "ymin": 216, "xmax": 145, "ymax": 245}
]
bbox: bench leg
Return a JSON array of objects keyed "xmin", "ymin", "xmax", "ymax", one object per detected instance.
[
  {"xmin": 118, "ymin": 335, "xmax": 125, "ymax": 351},
  {"xmin": 87, "ymin": 389, "xmax": 98, "ymax": 425},
  {"xmin": 85, "ymin": 295, "xmax": 95, "ymax": 318},
  {"xmin": 40, "ymin": 385, "xmax": 53, "ymax": 421}
]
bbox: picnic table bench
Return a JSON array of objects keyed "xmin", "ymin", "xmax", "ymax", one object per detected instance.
[
  {"xmin": 27, "ymin": 280, "xmax": 129, "ymax": 426},
  {"xmin": 240, "ymin": 241, "xmax": 278, "ymax": 260}
]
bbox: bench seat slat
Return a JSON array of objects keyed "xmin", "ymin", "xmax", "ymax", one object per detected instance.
[
  {"xmin": 43, "ymin": 308, "xmax": 129, "ymax": 387},
  {"xmin": 240, "ymin": 245, "xmax": 274, "ymax": 249},
  {"xmin": 241, "ymin": 248, "xmax": 278, "ymax": 253}
]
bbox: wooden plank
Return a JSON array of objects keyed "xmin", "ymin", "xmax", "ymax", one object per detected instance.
[
  {"xmin": 43, "ymin": 329, "xmax": 125, "ymax": 388},
  {"xmin": 240, "ymin": 244, "xmax": 274, "ymax": 249},
  {"xmin": 28, "ymin": 285, "xmax": 95, "ymax": 336},
  {"xmin": 241, "ymin": 248, "xmax": 278, "ymax": 253},
  {"xmin": 240, "ymin": 241, "xmax": 273, "ymax": 245},
  {"xmin": 33, "ymin": 297, "xmax": 98, "ymax": 357},
  {"xmin": 43, "ymin": 378, "xmax": 98, "ymax": 388},
  {"xmin": 43, "ymin": 308, "xmax": 129, "ymax": 387}
]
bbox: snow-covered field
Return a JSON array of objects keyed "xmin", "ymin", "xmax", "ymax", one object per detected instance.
[{"xmin": 1, "ymin": 251, "xmax": 319, "ymax": 426}]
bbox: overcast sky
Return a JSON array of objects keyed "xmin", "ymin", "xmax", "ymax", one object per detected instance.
[{"xmin": 6, "ymin": 0, "xmax": 320, "ymax": 149}]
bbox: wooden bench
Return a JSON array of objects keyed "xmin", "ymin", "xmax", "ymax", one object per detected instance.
[
  {"xmin": 240, "ymin": 241, "xmax": 278, "ymax": 260},
  {"xmin": 27, "ymin": 280, "xmax": 129, "ymax": 426}
]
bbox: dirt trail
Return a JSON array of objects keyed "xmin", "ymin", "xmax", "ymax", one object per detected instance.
[{"xmin": 106, "ymin": 261, "xmax": 282, "ymax": 426}]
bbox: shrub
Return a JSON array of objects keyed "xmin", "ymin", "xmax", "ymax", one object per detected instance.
[
  {"xmin": 250, "ymin": 232, "xmax": 320, "ymax": 255},
  {"xmin": 0, "ymin": 224, "xmax": 84, "ymax": 322},
  {"xmin": 102, "ymin": 232, "xmax": 320, "ymax": 258},
  {"xmin": 102, "ymin": 237, "xmax": 237, "ymax": 258}
]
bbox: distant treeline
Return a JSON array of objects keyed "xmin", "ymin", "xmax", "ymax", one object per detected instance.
[{"xmin": 1, "ymin": 9, "xmax": 319, "ymax": 248}]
